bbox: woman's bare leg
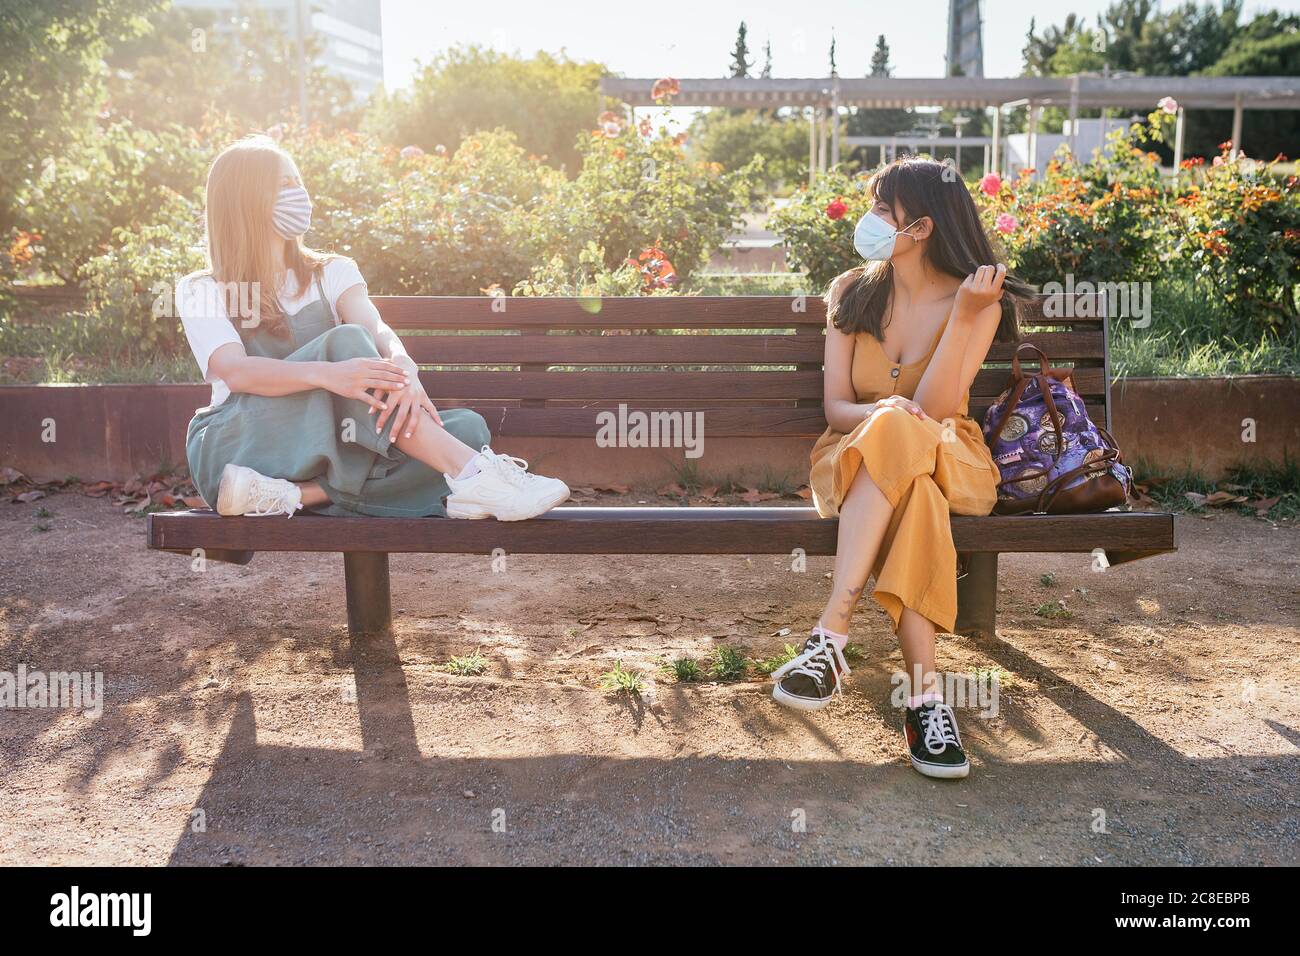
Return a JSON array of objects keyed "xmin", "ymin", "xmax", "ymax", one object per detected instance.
[
  {"xmin": 387, "ymin": 410, "xmax": 476, "ymax": 476},
  {"xmin": 897, "ymin": 607, "xmax": 939, "ymax": 700},
  {"xmin": 818, "ymin": 467, "xmax": 894, "ymax": 634},
  {"xmin": 295, "ymin": 481, "xmax": 331, "ymax": 508}
]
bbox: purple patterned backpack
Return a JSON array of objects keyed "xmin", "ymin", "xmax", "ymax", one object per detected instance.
[{"xmin": 982, "ymin": 343, "xmax": 1132, "ymax": 515}]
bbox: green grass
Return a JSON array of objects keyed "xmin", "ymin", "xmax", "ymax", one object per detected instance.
[
  {"xmin": 709, "ymin": 645, "xmax": 750, "ymax": 681},
  {"xmin": 1034, "ymin": 600, "xmax": 1073, "ymax": 620},
  {"xmin": 1039, "ymin": 572, "xmax": 1057, "ymax": 588},
  {"xmin": 442, "ymin": 652, "xmax": 489, "ymax": 677},
  {"xmin": 752, "ymin": 643, "xmax": 800, "ymax": 676},
  {"xmin": 664, "ymin": 657, "xmax": 703, "ymax": 683},
  {"xmin": 1109, "ymin": 278, "xmax": 1300, "ymax": 377},
  {"xmin": 598, "ymin": 661, "xmax": 645, "ymax": 695}
]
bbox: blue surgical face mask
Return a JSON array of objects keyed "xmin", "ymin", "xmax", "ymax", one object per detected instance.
[
  {"xmin": 272, "ymin": 185, "xmax": 312, "ymax": 239},
  {"xmin": 853, "ymin": 211, "xmax": 922, "ymax": 261}
]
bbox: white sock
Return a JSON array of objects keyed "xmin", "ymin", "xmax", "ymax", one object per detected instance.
[
  {"xmin": 453, "ymin": 457, "xmax": 481, "ymax": 481},
  {"xmin": 813, "ymin": 622, "xmax": 849, "ymax": 650}
]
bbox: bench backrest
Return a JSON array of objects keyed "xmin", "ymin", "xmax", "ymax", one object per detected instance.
[{"xmin": 372, "ymin": 292, "xmax": 1110, "ymax": 438}]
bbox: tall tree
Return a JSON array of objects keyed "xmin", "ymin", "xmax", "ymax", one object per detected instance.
[
  {"xmin": 828, "ymin": 31, "xmax": 838, "ymax": 77},
  {"xmin": 761, "ymin": 39, "xmax": 773, "ymax": 79},
  {"xmin": 730, "ymin": 22, "xmax": 753, "ymax": 78},
  {"xmin": 870, "ymin": 34, "xmax": 892, "ymax": 77}
]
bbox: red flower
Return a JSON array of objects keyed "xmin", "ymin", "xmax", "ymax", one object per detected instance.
[
  {"xmin": 825, "ymin": 198, "xmax": 847, "ymax": 220},
  {"xmin": 979, "ymin": 173, "xmax": 1002, "ymax": 197}
]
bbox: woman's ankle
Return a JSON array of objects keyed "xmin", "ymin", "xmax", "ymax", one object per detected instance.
[{"xmin": 814, "ymin": 620, "xmax": 849, "ymax": 650}]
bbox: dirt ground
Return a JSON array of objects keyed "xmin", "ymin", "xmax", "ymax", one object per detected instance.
[{"xmin": 1, "ymin": 494, "xmax": 1297, "ymax": 866}]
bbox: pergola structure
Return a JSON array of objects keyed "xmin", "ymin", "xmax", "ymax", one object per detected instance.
[{"xmin": 602, "ymin": 75, "xmax": 1300, "ymax": 181}]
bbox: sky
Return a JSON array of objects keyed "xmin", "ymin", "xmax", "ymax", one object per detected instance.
[{"xmin": 380, "ymin": 0, "xmax": 1300, "ymax": 90}]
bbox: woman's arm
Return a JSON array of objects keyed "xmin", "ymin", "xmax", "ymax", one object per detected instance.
[
  {"xmin": 208, "ymin": 342, "xmax": 407, "ymax": 411},
  {"xmin": 913, "ymin": 265, "xmax": 1005, "ymax": 422},
  {"xmin": 336, "ymin": 284, "xmax": 408, "ymax": 362},
  {"xmin": 823, "ymin": 322, "xmax": 877, "ymax": 433},
  {"xmin": 335, "ymin": 282, "xmax": 444, "ymax": 436}
]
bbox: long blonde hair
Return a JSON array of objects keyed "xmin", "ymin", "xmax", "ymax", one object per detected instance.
[{"xmin": 202, "ymin": 135, "xmax": 328, "ymax": 338}]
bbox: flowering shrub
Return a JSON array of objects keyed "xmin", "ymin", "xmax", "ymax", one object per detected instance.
[
  {"xmin": 1167, "ymin": 143, "xmax": 1299, "ymax": 335},
  {"xmin": 527, "ymin": 102, "xmax": 762, "ymax": 287},
  {"xmin": 768, "ymin": 168, "xmax": 876, "ymax": 288},
  {"xmin": 78, "ymin": 188, "xmax": 206, "ymax": 354}
]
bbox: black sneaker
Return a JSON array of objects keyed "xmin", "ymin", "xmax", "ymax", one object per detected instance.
[
  {"xmin": 904, "ymin": 701, "xmax": 970, "ymax": 779},
  {"xmin": 771, "ymin": 628, "xmax": 850, "ymax": 711}
]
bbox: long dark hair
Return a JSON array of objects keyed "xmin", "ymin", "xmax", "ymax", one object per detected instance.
[{"xmin": 828, "ymin": 158, "xmax": 1031, "ymax": 343}]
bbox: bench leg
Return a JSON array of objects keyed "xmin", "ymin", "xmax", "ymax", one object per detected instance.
[
  {"xmin": 954, "ymin": 552, "xmax": 998, "ymax": 639},
  {"xmin": 343, "ymin": 552, "xmax": 392, "ymax": 637}
]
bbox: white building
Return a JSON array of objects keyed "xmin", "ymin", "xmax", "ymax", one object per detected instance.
[
  {"xmin": 1004, "ymin": 116, "xmax": 1143, "ymax": 177},
  {"xmin": 173, "ymin": 0, "xmax": 384, "ymax": 99}
]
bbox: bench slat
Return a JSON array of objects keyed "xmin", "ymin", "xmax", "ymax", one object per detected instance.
[
  {"xmin": 405, "ymin": 402, "xmax": 1106, "ymax": 436},
  {"xmin": 416, "ymin": 367, "xmax": 1107, "ymax": 402},
  {"xmin": 376, "ymin": 294, "xmax": 1107, "ymax": 332},
  {"xmin": 148, "ymin": 508, "xmax": 1176, "ymax": 557},
  {"xmin": 375, "ymin": 296, "xmax": 827, "ymax": 330},
  {"xmin": 401, "ymin": 330, "xmax": 1105, "ymax": 367}
]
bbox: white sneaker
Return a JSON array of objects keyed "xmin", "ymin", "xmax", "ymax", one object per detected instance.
[
  {"xmin": 215, "ymin": 463, "xmax": 303, "ymax": 517},
  {"xmin": 444, "ymin": 446, "xmax": 569, "ymax": 521}
]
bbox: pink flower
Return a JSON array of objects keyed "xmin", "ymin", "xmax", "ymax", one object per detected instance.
[
  {"xmin": 399, "ymin": 145, "xmax": 425, "ymax": 160},
  {"xmin": 825, "ymin": 198, "xmax": 847, "ymax": 220},
  {"xmin": 979, "ymin": 173, "xmax": 1002, "ymax": 197},
  {"xmin": 1213, "ymin": 155, "xmax": 1224, "ymax": 167},
  {"xmin": 995, "ymin": 213, "xmax": 1018, "ymax": 234},
  {"xmin": 1158, "ymin": 96, "xmax": 1178, "ymax": 115}
]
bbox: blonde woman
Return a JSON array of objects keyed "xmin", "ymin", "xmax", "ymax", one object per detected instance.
[{"xmin": 178, "ymin": 135, "xmax": 568, "ymax": 520}]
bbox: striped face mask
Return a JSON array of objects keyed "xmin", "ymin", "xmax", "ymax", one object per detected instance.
[{"xmin": 271, "ymin": 185, "xmax": 312, "ymax": 239}]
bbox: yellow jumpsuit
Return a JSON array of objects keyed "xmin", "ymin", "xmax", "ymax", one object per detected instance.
[{"xmin": 808, "ymin": 319, "xmax": 1001, "ymax": 635}]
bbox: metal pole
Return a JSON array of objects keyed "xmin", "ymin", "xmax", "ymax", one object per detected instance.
[
  {"xmin": 295, "ymin": 0, "xmax": 309, "ymax": 125},
  {"xmin": 830, "ymin": 83, "xmax": 840, "ymax": 169},
  {"xmin": 808, "ymin": 107, "xmax": 816, "ymax": 184},
  {"xmin": 1067, "ymin": 74, "xmax": 1080, "ymax": 158},
  {"xmin": 1028, "ymin": 102, "xmax": 1040, "ymax": 178},
  {"xmin": 1173, "ymin": 107, "xmax": 1185, "ymax": 173},
  {"xmin": 990, "ymin": 105, "xmax": 1001, "ymax": 176},
  {"xmin": 1231, "ymin": 93, "xmax": 1243, "ymax": 155}
]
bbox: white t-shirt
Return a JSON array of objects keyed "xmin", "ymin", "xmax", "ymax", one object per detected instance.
[{"xmin": 176, "ymin": 256, "xmax": 367, "ymax": 407}]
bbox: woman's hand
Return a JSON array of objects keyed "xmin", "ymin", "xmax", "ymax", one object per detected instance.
[
  {"xmin": 872, "ymin": 395, "xmax": 928, "ymax": 420},
  {"xmin": 317, "ymin": 357, "xmax": 408, "ymax": 412},
  {"xmin": 955, "ymin": 263, "xmax": 1007, "ymax": 317},
  {"xmin": 374, "ymin": 355, "xmax": 443, "ymax": 439}
]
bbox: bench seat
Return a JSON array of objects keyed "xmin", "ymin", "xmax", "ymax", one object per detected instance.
[{"xmin": 146, "ymin": 292, "xmax": 1178, "ymax": 640}]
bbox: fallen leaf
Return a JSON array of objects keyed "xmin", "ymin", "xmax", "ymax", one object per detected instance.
[
  {"xmin": 1184, "ymin": 491, "xmax": 1207, "ymax": 507},
  {"xmin": 657, "ymin": 483, "xmax": 686, "ymax": 497},
  {"xmin": 14, "ymin": 490, "xmax": 45, "ymax": 503},
  {"xmin": 1249, "ymin": 495, "xmax": 1280, "ymax": 515}
]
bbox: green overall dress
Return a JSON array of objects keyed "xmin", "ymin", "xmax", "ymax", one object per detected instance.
[{"xmin": 185, "ymin": 271, "xmax": 491, "ymax": 517}]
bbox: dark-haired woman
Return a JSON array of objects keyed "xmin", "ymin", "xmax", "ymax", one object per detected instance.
[{"xmin": 769, "ymin": 158, "xmax": 1032, "ymax": 780}]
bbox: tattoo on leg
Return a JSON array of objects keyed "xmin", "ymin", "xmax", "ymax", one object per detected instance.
[{"xmin": 838, "ymin": 584, "xmax": 864, "ymax": 612}]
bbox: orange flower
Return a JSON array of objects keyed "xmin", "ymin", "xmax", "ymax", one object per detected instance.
[{"xmin": 651, "ymin": 77, "xmax": 680, "ymax": 101}]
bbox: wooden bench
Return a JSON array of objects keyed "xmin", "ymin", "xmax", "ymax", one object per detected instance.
[{"xmin": 147, "ymin": 292, "xmax": 1178, "ymax": 639}]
